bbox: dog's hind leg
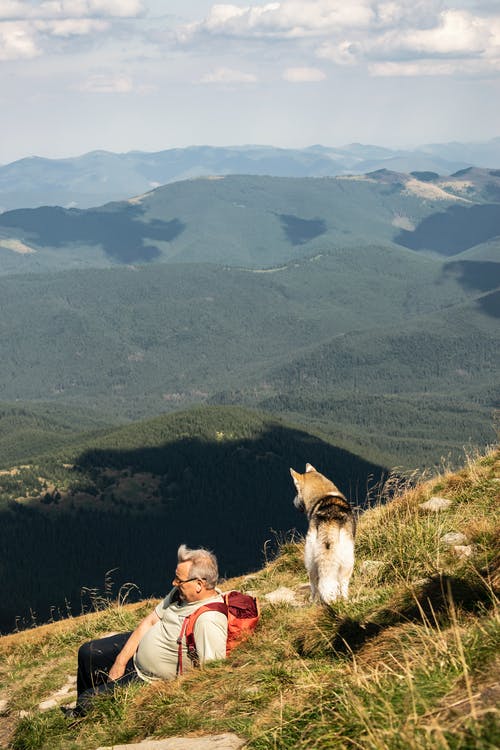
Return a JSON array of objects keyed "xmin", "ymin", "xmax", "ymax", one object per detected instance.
[
  {"xmin": 339, "ymin": 573, "xmax": 352, "ymax": 600},
  {"xmin": 308, "ymin": 564, "xmax": 320, "ymax": 602},
  {"xmin": 317, "ymin": 566, "xmax": 341, "ymax": 604},
  {"xmin": 304, "ymin": 531, "xmax": 320, "ymax": 601},
  {"xmin": 317, "ymin": 545, "xmax": 341, "ymax": 603},
  {"xmin": 337, "ymin": 529, "xmax": 355, "ymax": 601}
]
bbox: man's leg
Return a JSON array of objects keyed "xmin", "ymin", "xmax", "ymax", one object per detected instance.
[
  {"xmin": 77, "ymin": 632, "xmax": 133, "ymax": 698},
  {"xmin": 76, "ymin": 658, "xmax": 139, "ymax": 715}
]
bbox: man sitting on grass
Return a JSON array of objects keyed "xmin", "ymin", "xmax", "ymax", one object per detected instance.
[{"xmin": 66, "ymin": 544, "xmax": 227, "ymax": 717}]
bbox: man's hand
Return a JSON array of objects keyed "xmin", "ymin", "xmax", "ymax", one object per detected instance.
[
  {"xmin": 106, "ymin": 609, "xmax": 160, "ymax": 682},
  {"xmin": 108, "ymin": 659, "xmax": 127, "ymax": 682}
]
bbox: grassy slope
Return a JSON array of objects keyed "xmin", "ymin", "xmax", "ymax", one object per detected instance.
[{"xmin": 1, "ymin": 447, "xmax": 498, "ymax": 750}]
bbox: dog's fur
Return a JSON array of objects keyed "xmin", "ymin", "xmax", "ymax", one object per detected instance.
[{"xmin": 290, "ymin": 463, "xmax": 356, "ymax": 604}]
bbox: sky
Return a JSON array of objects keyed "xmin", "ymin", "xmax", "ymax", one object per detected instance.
[{"xmin": 1, "ymin": 0, "xmax": 499, "ymax": 164}]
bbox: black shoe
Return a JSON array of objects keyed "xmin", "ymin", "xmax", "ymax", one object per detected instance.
[{"xmin": 60, "ymin": 706, "xmax": 83, "ymax": 719}]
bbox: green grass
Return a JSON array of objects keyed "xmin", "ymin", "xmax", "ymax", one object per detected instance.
[{"xmin": 1, "ymin": 446, "xmax": 498, "ymax": 750}]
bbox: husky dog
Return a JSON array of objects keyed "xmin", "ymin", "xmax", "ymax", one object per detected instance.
[{"xmin": 290, "ymin": 463, "xmax": 356, "ymax": 604}]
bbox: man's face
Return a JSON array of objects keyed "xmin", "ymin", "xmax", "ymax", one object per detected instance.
[{"xmin": 173, "ymin": 561, "xmax": 203, "ymax": 602}]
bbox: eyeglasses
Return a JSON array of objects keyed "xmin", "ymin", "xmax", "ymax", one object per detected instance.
[{"xmin": 173, "ymin": 575, "xmax": 205, "ymax": 585}]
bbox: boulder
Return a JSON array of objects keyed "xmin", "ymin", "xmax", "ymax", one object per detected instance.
[
  {"xmin": 452, "ymin": 545, "xmax": 474, "ymax": 558},
  {"xmin": 97, "ymin": 734, "xmax": 246, "ymax": 750},
  {"xmin": 420, "ymin": 496, "xmax": 452, "ymax": 512},
  {"xmin": 440, "ymin": 532, "xmax": 467, "ymax": 546},
  {"xmin": 38, "ymin": 674, "xmax": 77, "ymax": 712},
  {"xmin": 264, "ymin": 587, "xmax": 299, "ymax": 605}
]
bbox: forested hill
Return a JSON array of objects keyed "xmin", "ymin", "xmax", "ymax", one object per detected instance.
[
  {"xmin": 1, "ymin": 169, "xmax": 500, "ymax": 273},
  {"xmin": 0, "ymin": 243, "xmax": 497, "ymax": 469},
  {"xmin": 0, "ymin": 406, "xmax": 383, "ymax": 634}
]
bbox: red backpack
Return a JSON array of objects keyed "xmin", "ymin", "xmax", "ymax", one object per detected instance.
[{"xmin": 177, "ymin": 591, "xmax": 260, "ymax": 675}]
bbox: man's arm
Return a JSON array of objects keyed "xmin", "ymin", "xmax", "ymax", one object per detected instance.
[
  {"xmin": 108, "ymin": 609, "xmax": 160, "ymax": 681},
  {"xmin": 193, "ymin": 611, "xmax": 228, "ymax": 665}
]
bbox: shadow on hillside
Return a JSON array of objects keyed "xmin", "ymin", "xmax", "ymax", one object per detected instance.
[
  {"xmin": 278, "ymin": 213, "xmax": 327, "ymax": 245},
  {"xmin": 477, "ymin": 290, "xmax": 500, "ymax": 318},
  {"xmin": 441, "ymin": 260, "xmax": 500, "ymax": 319},
  {"xmin": 395, "ymin": 204, "xmax": 500, "ymax": 255},
  {"xmin": 0, "ymin": 204, "xmax": 185, "ymax": 263},
  {"xmin": 329, "ymin": 573, "xmax": 495, "ymax": 656},
  {"xmin": 443, "ymin": 260, "xmax": 500, "ymax": 293},
  {"xmin": 0, "ymin": 423, "xmax": 385, "ymax": 634}
]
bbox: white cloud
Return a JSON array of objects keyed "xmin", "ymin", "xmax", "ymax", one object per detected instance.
[
  {"xmin": 181, "ymin": 1, "xmax": 374, "ymax": 41},
  {"xmin": 79, "ymin": 73, "xmax": 134, "ymax": 92},
  {"xmin": 317, "ymin": 39, "xmax": 360, "ymax": 65},
  {"xmin": 0, "ymin": 0, "xmax": 145, "ymax": 59},
  {"xmin": 374, "ymin": 1, "xmax": 446, "ymax": 30},
  {"xmin": 0, "ymin": 20, "xmax": 39, "ymax": 59},
  {"xmin": 370, "ymin": 56, "xmax": 500, "ymax": 76},
  {"xmin": 85, "ymin": 1, "xmax": 145, "ymax": 16},
  {"xmin": 369, "ymin": 59, "xmax": 458, "ymax": 76},
  {"xmin": 200, "ymin": 66, "xmax": 257, "ymax": 83},
  {"xmin": 178, "ymin": 2, "xmax": 500, "ymax": 78},
  {"xmin": 315, "ymin": 3, "xmax": 500, "ymax": 76},
  {"xmin": 0, "ymin": 2, "xmax": 29, "ymax": 20},
  {"xmin": 391, "ymin": 10, "xmax": 489, "ymax": 56},
  {"xmin": 36, "ymin": 18, "xmax": 108, "ymax": 36},
  {"xmin": 283, "ymin": 66, "xmax": 326, "ymax": 82},
  {"xmin": 0, "ymin": 1, "xmax": 145, "ymax": 20}
]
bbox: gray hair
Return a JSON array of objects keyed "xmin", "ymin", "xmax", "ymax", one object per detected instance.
[{"xmin": 177, "ymin": 544, "xmax": 219, "ymax": 589}]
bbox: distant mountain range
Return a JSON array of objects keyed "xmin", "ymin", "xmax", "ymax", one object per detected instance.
[{"xmin": 1, "ymin": 138, "xmax": 500, "ymax": 210}]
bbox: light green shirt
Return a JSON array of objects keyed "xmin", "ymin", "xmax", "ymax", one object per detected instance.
[{"xmin": 134, "ymin": 588, "xmax": 227, "ymax": 681}]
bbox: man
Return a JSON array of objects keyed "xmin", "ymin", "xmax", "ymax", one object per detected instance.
[{"xmin": 69, "ymin": 544, "xmax": 227, "ymax": 716}]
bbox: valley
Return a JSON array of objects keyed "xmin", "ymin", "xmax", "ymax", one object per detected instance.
[{"xmin": 0, "ymin": 164, "xmax": 498, "ymax": 635}]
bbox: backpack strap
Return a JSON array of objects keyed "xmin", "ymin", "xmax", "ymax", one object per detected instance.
[
  {"xmin": 177, "ymin": 601, "xmax": 228, "ymax": 675},
  {"xmin": 176, "ymin": 615, "xmax": 189, "ymax": 676}
]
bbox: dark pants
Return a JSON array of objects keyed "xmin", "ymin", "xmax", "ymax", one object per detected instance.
[{"xmin": 76, "ymin": 632, "xmax": 140, "ymax": 713}]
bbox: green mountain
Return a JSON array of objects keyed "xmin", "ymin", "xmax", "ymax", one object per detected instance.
[
  {"xmin": 2, "ymin": 170, "xmax": 500, "ymax": 274},
  {"xmin": 0, "ymin": 405, "xmax": 383, "ymax": 633}
]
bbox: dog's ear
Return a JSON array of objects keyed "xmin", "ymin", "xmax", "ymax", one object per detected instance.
[
  {"xmin": 290, "ymin": 467, "xmax": 301, "ymax": 490},
  {"xmin": 305, "ymin": 463, "xmax": 317, "ymax": 473}
]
